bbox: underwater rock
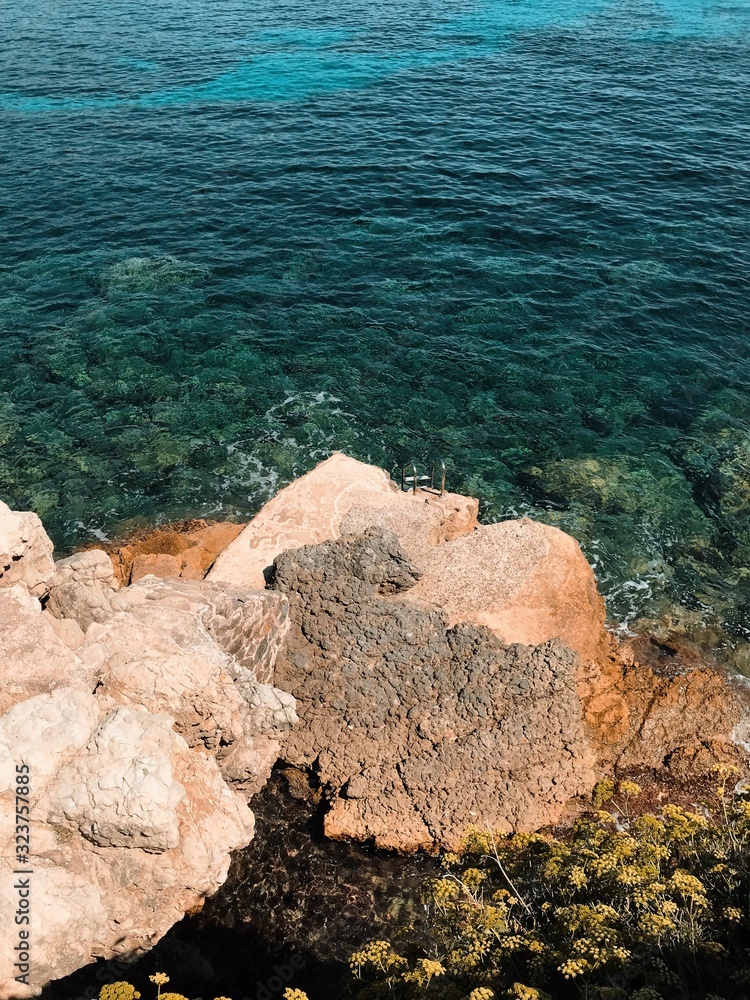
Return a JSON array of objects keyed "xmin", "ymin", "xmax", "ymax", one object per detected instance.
[
  {"xmin": 522, "ymin": 453, "xmax": 713, "ymax": 546},
  {"xmin": 101, "ymin": 255, "xmax": 209, "ymax": 294},
  {"xmin": 0, "ymin": 500, "xmax": 55, "ymax": 599}
]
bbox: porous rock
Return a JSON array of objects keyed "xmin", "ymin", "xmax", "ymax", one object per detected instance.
[
  {"xmin": 214, "ymin": 455, "xmax": 746, "ymax": 783},
  {"xmin": 270, "ymin": 529, "xmax": 595, "ymax": 851},
  {"xmin": 0, "ymin": 500, "xmax": 55, "ymax": 599}
]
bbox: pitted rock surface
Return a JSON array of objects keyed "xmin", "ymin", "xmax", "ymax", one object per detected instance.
[{"xmin": 271, "ymin": 529, "xmax": 595, "ymax": 851}]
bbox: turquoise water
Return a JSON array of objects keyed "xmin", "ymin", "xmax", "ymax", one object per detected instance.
[{"xmin": 2, "ymin": 0, "xmax": 750, "ymax": 661}]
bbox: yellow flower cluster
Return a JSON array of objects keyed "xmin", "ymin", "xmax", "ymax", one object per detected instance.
[
  {"xmin": 99, "ymin": 984, "xmax": 140, "ymax": 1000},
  {"xmin": 505, "ymin": 985, "xmax": 550, "ymax": 1000},
  {"xmin": 402, "ymin": 958, "xmax": 445, "ymax": 987},
  {"xmin": 349, "ymin": 939, "xmax": 408, "ymax": 977},
  {"xmin": 282, "ymin": 990, "xmax": 309, "ymax": 1000},
  {"xmin": 345, "ymin": 781, "xmax": 750, "ymax": 999}
]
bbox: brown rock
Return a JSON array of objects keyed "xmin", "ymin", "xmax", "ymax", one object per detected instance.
[
  {"xmin": 613, "ymin": 656, "xmax": 744, "ymax": 773},
  {"xmin": 130, "ymin": 552, "xmax": 182, "ymax": 582},
  {"xmin": 103, "ymin": 519, "xmax": 245, "ymax": 586},
  {"xmin": 207, "ymin": 454, "xmax": 624, "ymax": 754},
  {"xmin": 664, "ymin": 740, "xmax": 746, "ymax": 783},
  {"xmin": 271, "ymin": 529, "xmax": 595, "ymax": 851},
  {"xmin": 209, "ymin": 453, "xmax": 478, "ymax": 590},
  {"xmin": 404, "ymin": 518, "xmax": 609, "ymax": 667}
]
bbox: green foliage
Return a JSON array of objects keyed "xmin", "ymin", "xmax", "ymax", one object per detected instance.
[{"xmin": 343, "ymin": 777, "xmax": 750, "ymax": 1000}]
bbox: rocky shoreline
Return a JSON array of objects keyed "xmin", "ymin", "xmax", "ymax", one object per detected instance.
[{"xmin": 1, "ymin": 453, "xmax": 748, "ymax": 998}]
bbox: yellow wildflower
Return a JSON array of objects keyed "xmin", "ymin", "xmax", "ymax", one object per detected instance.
[{"xmin": 100, "ymin": 984, "xmax": 141, "ymax": 1000}]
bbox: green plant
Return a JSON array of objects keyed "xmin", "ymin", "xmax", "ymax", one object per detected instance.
[{"xmin": 344, "ymin": 777, "xmax": 750, "ymax": 1000}]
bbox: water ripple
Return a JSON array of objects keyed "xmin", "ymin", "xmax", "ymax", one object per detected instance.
[{"xmin": 1, "ymin": 0, "xmax": 750, "ymax": 664}]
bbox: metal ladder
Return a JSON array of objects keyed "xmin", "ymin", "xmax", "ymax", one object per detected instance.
[{"xmin": 397, "ymin": 460, "xmax": 446, "ymax": 497}]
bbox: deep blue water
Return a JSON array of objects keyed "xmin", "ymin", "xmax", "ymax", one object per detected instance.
[{"xmin": 2, "ymin": 0, "xmax": 750, "ymax": 662}]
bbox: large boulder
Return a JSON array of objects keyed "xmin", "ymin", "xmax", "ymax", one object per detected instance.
[
  {"xmin": 209, "ymin": 453, "xmax": 479, "ymax": 591},
  {"xmin": 0, "ymin": 587, "xmax": 96, "ymax": 714},
  {"xmin": 403, "ymin": 517, "xmax": 608, "ymax": 668},
  {"xmin": 0, "ymin": 501, "xmax": 55, "ymax": 599},
  {"xmin": 0, "ymin": 569, "xmax": 296, "ymax": 997},
  {"xmin": 46, "ymin": 549, "xmax": 120, "ymax": 632},
  {"xmin": 270, "ymin": 530, "xmax": 596, "ymax": 851},
  {"xmin": 208, "ymin": 454, "xmax": 607, "ymax": 670},
  {"xmin": 82, "ymin": 580, "xmax": 296, "ymax": 791},
  {"xmin": 0, "ymin": 689, "xmax": 254, "ymax": 997}
]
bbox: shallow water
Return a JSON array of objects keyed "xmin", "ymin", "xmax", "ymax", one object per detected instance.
[{"xmin": 2, "ymin": 0, "xmax": 750, "ymax": 659}]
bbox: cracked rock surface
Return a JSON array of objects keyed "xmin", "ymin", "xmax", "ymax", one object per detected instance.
[
  {"xmin": 271, "ymin": 529, "xmax": 595, "ymax": 851},
  {"xmin": 0, "ymin": 502, "xmax": 295, "ymax": 999}
]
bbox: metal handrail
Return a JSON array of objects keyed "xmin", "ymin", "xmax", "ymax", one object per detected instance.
[
  {"xmin": 430, "ymin": 460, "xmax": 446, "ymax": 497},
  {"xmin": 399, "ymin": 460, "xmax": 446, "ymax": 497}
]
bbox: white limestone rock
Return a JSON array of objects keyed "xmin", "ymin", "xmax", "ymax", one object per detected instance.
[
  {"xmin": 46, "ymin": 549, "xmax": 119, "ymax": 632},
  {"xmin": 0, "ymin": 587, "xmax": 97, "ymax": 715},
  {"xmin": 0, "ymin": 689, "xmax": 255, "ymax": 998},
  {"xmin": 0, "ymin": 501, "xmax": 55, "ymax": 599},
  {"xmin": 48, "ymin": 706, "xmax": 185, "ymax": 852}
]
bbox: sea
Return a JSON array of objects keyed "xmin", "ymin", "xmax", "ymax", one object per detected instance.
[{"xmin": 2, "ymin": 0, "xmax": 750, "ymax": 665}]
